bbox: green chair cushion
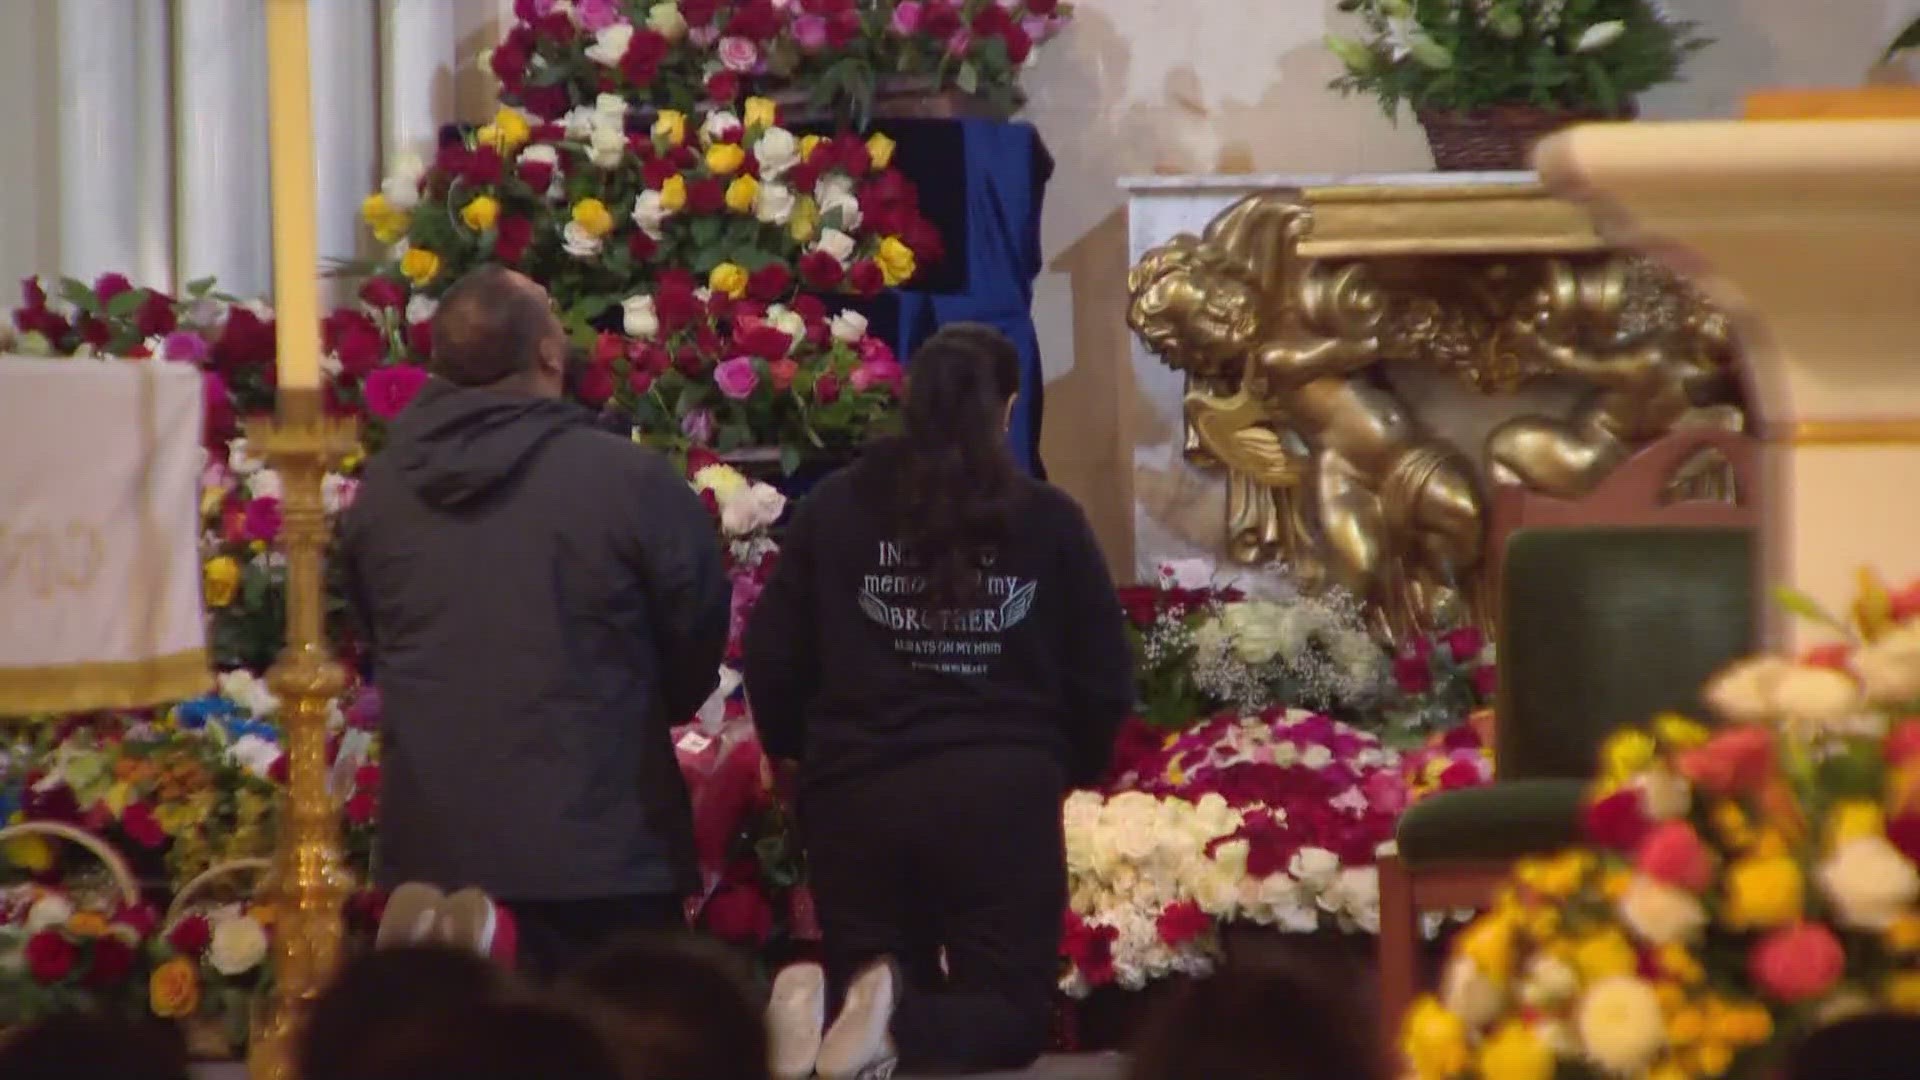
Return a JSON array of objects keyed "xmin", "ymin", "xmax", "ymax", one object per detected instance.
[{"xmin": 1394, "ymin": 778, "xmax": 1591, "ymax": 867}]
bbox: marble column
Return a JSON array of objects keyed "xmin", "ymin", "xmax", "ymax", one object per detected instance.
[
  {"xmin": 379, "ymin": 0, "xmax": 461, "ymax": 167},
  {"xmin": 55, "ymin": 0, "xmax": 174, "ymax": 289},
  {"xmin": 174, "ymin": 0, "xmax": 273, "ymax": 298},
  {"xmin": 309, "ymin": 0, "xmax": 381, "ymax": 296}
]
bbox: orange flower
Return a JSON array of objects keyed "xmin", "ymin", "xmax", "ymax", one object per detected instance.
[
  {"xmin": 64, "ymin": 911, "xmax": 110, "ymax": 938},
  {"xmin": 149, "ymin": 957, "xmax": 201, "ymax": 1018}
]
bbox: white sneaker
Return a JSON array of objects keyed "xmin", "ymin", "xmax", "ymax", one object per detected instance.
[
  {"xmin": 374, "ymin": 883, "xmax": 446, "ymax": 950},
  {"xmin": 816, "ymin": 960, "xmax": 899, "ymax": 1080},
  {"xmin": 767, "ymin": 962, "xmax": 827, "ymax": 1080},
  {"xmin": 439, "ymin": 888, "xmax": 518, "ymax": 968}
]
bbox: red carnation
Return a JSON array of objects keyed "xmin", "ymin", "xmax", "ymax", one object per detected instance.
[
  {"xmin": 365, "ymin": 364, "xmax": 430, "ymax": 420},
  {"xmin": 747, "ymin": 263, "xmax": 793, "ymax": 303},
  {"xmin": 520, "ymin": 84, "xmax": 570, "ymax": 120},
  {"xmin": 84, "ymin": 935, "xmax": 136, "ymax": 989},
  {"xmin": 703, "ymin": 884, "xmax": 773, "ymax": 946},
  {"xmin": 848, "ymin": 260, "xmax": 886, "ymax": 296},
  {"xmin": 25, "ymin": 931, "xmax": 77, "ymax": 985},
  {"xmin": 687, "ymin": 177, "xmax": 727, "ymax": 214},
  {"xmin": 812, "ymin": 371, "xmax": 841, "ymax": 404},
  {"xmin": 1393, "ymin": 654, "xmax": 1434, "ymax": 695},
  {"xmin": 213, "ymin": 308, "xmax": 277, "ymax": 370},
  {"xmin": 135, "ymin": 290, "xmax": 178, "ymax": 337},
  {"xmin": 1155, "ymin": 901, "xmax": 1211, "ymax": 947},
  {"xmin": 575, "ymin": 363, "xmax": 614, "ymax": 406},
  {"xmin": 1581, "ymin": 788, "xmax": 1652, "ymax": 854},
  {"xmin": 359, "ymin": 276, "xmax": 408, "ymax": 311},
  {"xmin": 78, "ymin": 316, "xmax": 111, "ymax": 348},
  {"xmin": 121, "ymin": 802, "xmax": 167, "ymax": 850},
  {"xmin": 1444, "ymin": 626, "xmax": 1485, "ymax": 663},
  {"xmin": 681, "ymin": 0, "xmax": 718, "ymax": 23},
  {"xmin": 1061, "ymin": 912, "xmax": 1117, "ymax": 988},
  {"xmin": 797, "ymin": 250, "xmax": 845, "ymax": 291},
  {"xmin": 93, "ymin": 273, "xmax": 134, "ymax": 303},
  {"xmin": 495, "ymin": 215, "xmax": 535, "ymax": 264},
  {"xmin": 324, "ymin": 310, "xmax": 387, "ymax": 378},
  {"xmin": 705, "ymin": 70, "xmax": 740, "ymax": 104}
]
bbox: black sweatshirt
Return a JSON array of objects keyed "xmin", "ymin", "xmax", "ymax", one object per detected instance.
[{"xmin": 743, "ymin": 445, "xmax": 1133, "ymax": 788}]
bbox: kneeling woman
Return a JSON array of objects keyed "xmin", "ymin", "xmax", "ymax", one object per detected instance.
[{"xmin": 744, "ymin": 324, "xmax": 1133, "ymax": 1079}]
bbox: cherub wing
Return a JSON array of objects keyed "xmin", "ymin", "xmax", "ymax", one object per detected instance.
[
  {"xmin": 999, "ymin": 581, "xmax": 1038, "ymax": 630},
  {"xmin": 859, "ymin": 590, "xmax": 893, "ymax": 628}
]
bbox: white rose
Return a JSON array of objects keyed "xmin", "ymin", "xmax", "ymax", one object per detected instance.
[
  {"xmin": 227, "ymin": 733, "xmax": 285, "ymax": 780},
  {"xmin": 322, "ymin": 474, "xmax": 358, "ymax": 516},
  {"xmin": 701, "ymin": 111, "xmax": 743, "ymax": 144},
  {"xmin": 765, "ymin": 305, "xmax": 807, "ymax": 347},
  {"xmin": 380, "ymin": 151, "xmax": 426, "ymax": 211},
  {"xmin": 405, "ymin": 293, "xmax": 439, "ymax": 326},
  {"xmin": 24, "ymin": 895, "xmax": 74, "ymax": 934},
  {"xmin": 830, "ymin": 309, "xmax": 869, "ymax": 344},
  {"xmin": 227, "ymin": 437, "xmax": 265, "ymax": 476},
  {"xmin": 208, "ymin": 915, "xmax": 270, "ymax": 976},
  {"xmin": 1289, "ymin": 847, "xmax": 1340, "ymax": 892},
  {"xmin": 754, "ymin": 127, "xmax": 800, "ymax": 178},
  {"xmin": 218, "ymin": 669, "xmax": 280, "ymax": 717},
  {"xmin": 753, "ymin": 181, "xmax": 797, "ymax": 226},
  {"xmin": 585, "ymin": 22, "xmax": 635, "ymax": 67},
  {"xmin": 1328, "ymin": 866, "xmax": 1380, "ymax": 931},
  {"xmin": 1636, "ymin": 767, "xmax": 1692, "ymax": 821},
  {"xmin": 1257, "ymin": 874, "xmax": 1319, "ymax": 932},
  {"xmin": 1520, "ymin": 954, "xmax": 1580, "ymax": 1008},
  {"xmin": 814, "ymin": 176, "xmax": 863, "ymax": 231},
  {"xmin": 594, "ymin": 93, "xmax": 628, "ymax": 121},
  {"xmin": 562, "ymin": 105, "xmax": 599, "ymax": 140},
  {"xmin": 1772, "ymin": 665, "xmax": 1862, "ymax": 730},
  {"xmin": 1704, "ymin": 656, "xmax": 1794, "ymax": 723},
  {"xmin": 1441, "ymin": 957, "xmax": 1504, "ymax": 1031},
  {"xmin": 1576, "ymin": 977, "xmax": 1666, "ymax": 1075},
  {"xmin": 588, "ymin": 122, "xmax": 627, "ymax": 169},
  {"xmin": 562, "ymin": 220, "xmax": 605, "ymax": 259},
  {"xmin": 632, "ymin": 190, "xmax": 672, "ymax": 239},
  {"xmin": 1854, "ymin": 627, "xmax": 1920, "ymax": 705},
  {"xmin": 1820, "ymin": 836, "xmax": 1920, "ymax": 931},
  {"xmin": 622, "ymin": 295, "xmax": 659, "ymax": 339},
  {"xmin": 1617, "ymin": 875, "xmax": 1707, "ymax": 946},
  {"xmin": 647, "ymin": 2, "xmax": 688, "ymax": 41},
  {"xmin": 811, "ymin": 228, "xmax": 857, "ymax": 266},
  {"xmin": 246, "ymin": 469, "xmax": 282, "ymax": 502}
]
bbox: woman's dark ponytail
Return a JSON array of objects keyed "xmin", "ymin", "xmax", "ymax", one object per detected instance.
[{"xmin": 894, "ymin": 323, "xmax": 1023, "ymax": 607}]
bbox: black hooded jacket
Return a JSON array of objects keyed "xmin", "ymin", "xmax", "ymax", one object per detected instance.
[{"xmin": 341, "ymin": 379, "xmax": 729, "ymax": 900}]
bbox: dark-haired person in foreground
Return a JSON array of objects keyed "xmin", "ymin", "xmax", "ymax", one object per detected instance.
[
  {"xmin": 299, "ymin": 945, "xmax": 509, "ymax": 1080},
  {"xmin": 342, "ymin": 266, "xmax": 730, "ymax": 979},
  {"xmin": 744, "ymin": 323, "xmax": 1133, "ymax": 1079},
  {"xmin": 560, "ymin": 932, "xmax": 770, "ymax": 1080}
]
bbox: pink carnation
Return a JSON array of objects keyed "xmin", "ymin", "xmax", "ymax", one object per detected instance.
[
  {"xmin": 364, "ymin": 364, "xmax": 430, "ymax": 420},
  {"xmin": 890, "ymin": 1, "xmax": 923, "ymax": 34}
]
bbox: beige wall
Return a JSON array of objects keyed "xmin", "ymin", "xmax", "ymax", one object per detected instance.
[
  {"xmin": 0, "ymin": 4, "xmax": 62, "ymax": 298},
  {"xmin": 1021, "ymin": 0, "xmax": 1920, "ymax": 578}
]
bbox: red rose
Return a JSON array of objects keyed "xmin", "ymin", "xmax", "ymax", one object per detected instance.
[
  {"xmin": 532, "ymin": 11, "xmax": 575, "ymax": 41},
  {"xmin": 593, "ymin": 331, "xmax": 627, "ymax": 369},
  {"xmin": 812, "ymin": 372, "xmax": 841, "ymax": 404},
  {"xmin": 167, "ymin": 913, "xmax": 213, "ymax": 956},
  {"xmin": 492, "ymin": 215, "xmax": 534, "ymax": 265},
  {"xmin": 686, "ymin": 446, "xmax": 724, "ymax": 477},
  {"xmin": 94, "ymin": 273, "xmax": 134, "ymax": 303},
  {"xmin": 1393, "ymin": 654, "xmax": 1434, "ymax": 695},
  {"xmin": 1470, "ymin": 664, "xmax": 1498, "ymax": 699},
  {"xmin": 628, "ymin": 366, "xmax": 656, "ymax": 395},
  {"xmin": 1443, "ymin": 626, "xmax": 1484, "ymax": 663},
  {"xmin": 768, "ymin": 359, "xmax": 799, "ymax": 392},
  {"xmin": 656, "ymin": 274, "xmax": 703, "ymax": 331},
  {"xmin": 735, "ymin": 323, "xmax": 795, "ymax": 362},
  {"xmin": 922, "ymin": 3, "xmax": 963, "ymax": 37},
  {"xmin": 1116, "ymin": 586, "xmax": 1161, "ymax": 628},
  {"xmin": 1581, "ymin": 789, "xmax": 1652, "ymax": 854},
  {"xmin": 704, "ymin": 69, "xmax": 740, "ymax": 104},
  {"xmin": 213, "ymin": 308, "xmax": 277, "ymax": 370},
  {"xmin": 345, "ymin": 790, "xmax": 377, "ymax": 826},
  {"xmin": 121, "ymin": 802, "xmax": 167, "ymax": 849},
  {"xmin": 1002, "ymin": 22, "xmax": 1033, "ymax": 64},
  {"xmin": 462, "ymin": 145, "xmax": 504, "ymax": 186},
  {"xmin": 324, "ymin": 310, "xmax": 387, "ymax": 378},
  {"xmin": 84, "ymin": 935, "xmax": 136, "ymax": 989},
  {"xmin": 1886, "ymin": 720, "xmax": 1920, "ymax": 768},
  {"xmin": 1060, "ymin": 911, "xmax": 1117, "ymax": 988},
  {"xmin": 517, "ymin": 157, "xmax": 555, "ymax": 192},
  {"xmin": 135, "ymin": 290, "xmax": 178, "ymax": 337},
  {"xmin": 1637, "ymin": 821, "xmax": 1714, "ymax": 890},
  {"xmin": 268, "ymin": 754, "xmax": 290, "ymax": 784},
  {"xmin": 405, "ymin": 318, "xmax": 434, "ymax": 360},
  {"xmin": 519, "ymin": 84, "xmax": 570, "ymax": 120},
  {"xmin": 798, "ymin": 250, "xmax": 846, "ymax": 291},
  {"xmin": 703, "ymin": 884, "xmax": 773, "ymax": 946},
  {"xmin": 25, "ymin": 931, "xmax": 77, "ymax": 985},
  {"xmin": 687, "ymin": 177, "xmax": 727, "ymax": 214},
  {"xmin": 747, "ymin": 263, "xmax": 793, "ymax": 302},
  {"xmin": 575, "ymin": 363, "xmax": 614, "ymax": 407},
  {"xmin": 848, "ymin": 260, "xmax": 885, "ymax": 296},
  {"xmin": 358, "ymin": 277, "xmax": 408, "ymax": 311},
  {"xmin": 1677, "ymin": 725, "xmax": 1775, "ymax": 796},
  {"xmin": 627, "ymin": 230, "xmax": 658, "ymax": 264},
  {"xmin": 1155, "ymin": 901, "xmax": 1211, "ymax": 947},
  {"xmin": 682, "ymin": 0, "xmax": 718, "ymax": 24},
  {"xmin": 78, "ymin": 316, "xmax": 111, "ymax": 348},
  {"xmin": 114, "ymin": 902, "xmax": 161, "ymax": 939},
  {"xmin": 202, "ymin": 371, "xmax": 235, "ymax": 446},
  {"xmin": 1751, "ymin": 923, "xmax": 1844, "ymax": 1004},
  {"xmin": 365, "ymin": 364, "xmax": 430, "ymax": 420},
  {"xmin": 490, "ymin": 35, "xmax": 531, "ymax": 88}
]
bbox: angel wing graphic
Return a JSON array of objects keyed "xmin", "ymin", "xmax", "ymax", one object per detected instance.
[
  {"xmin": 999, "ymin": 580, "xmax": 1038, "ymax": 630},
  {"xmin": 859, "ymin": 590, "xmax": 895, "ymax": 629}
]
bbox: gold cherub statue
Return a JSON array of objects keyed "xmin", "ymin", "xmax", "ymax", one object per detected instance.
[
  {"xmin": 1128, "ymin": 193, "xmax": 1485, "ymax": 641},
  {"xmin": 1486, "ymin": 259, "xmax": 1746, "ymax": 500}
]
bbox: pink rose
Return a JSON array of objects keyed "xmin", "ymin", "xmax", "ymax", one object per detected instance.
[
  {"xmin": 244, "ymin": 497, "xmax": 283, "ymax": 543},
  {"xmin": 1636, "ymin": 821, "xmax": 1714, "ymax": 890},
  {"xmin": 163, "ymin": 331, "xmax": 210, "ymax": 364},
  {"xmin": 890, "ymin": 1, "xmax": 923, "ymax": 34},
  {"xmin": 364, "ymin": 364, "xmax": 430, "ymax": 420},
  {"xmin": 945, "ymin": 29, "xmax": 972, "ymax": 56},
  {"xmin": 714, "ymin": 357, "xmax": 760, "ymax": 400},
  {"xmin": 850, "ymin": 357, "xmax": 903, "ymax": 396},
  {"xmin": 717, "ymin": 35, "xmax": 759, "ymax": 73},
  {"xmin": 793, "ymin": 15, "xmax": 829, "ymax": 50},
  {"xmin": 571, "ymin": 0, "xmax": 620, "ymax": 30},
  {"xmin": 1750, "ymin": 923, "xmax": 1844, "ymax": 1003}
]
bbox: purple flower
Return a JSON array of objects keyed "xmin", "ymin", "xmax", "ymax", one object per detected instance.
[
  {"xmin": 714, "ymin": 357, "xmax": 760, "ymax": 400},
  {"xmin": 890, "ymin": 1, "xmax": 923, "ymax": 34},
  {"xmin": 161, "ymin": 331, "xmax": 210, "ymax": 364},
  {"xmin": 792, "ymin": 14, "xmax": 829, "ymax": 50},
  {"xmin": 572, "ymin": 0, "xmax": 620, "ymax": 31},
  {"xmin": 681, "ymin": 408, "xmax": 717, "ymax": 445}
]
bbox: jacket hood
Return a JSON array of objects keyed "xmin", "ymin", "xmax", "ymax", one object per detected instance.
[{"xmin": 385, "ymin": 378, "xmax": 588, "ymax": 509}]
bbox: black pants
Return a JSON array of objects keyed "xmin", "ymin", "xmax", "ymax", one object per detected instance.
[
  {"xmin": 803, "ymin": 747, "xmax": 1065, "ymax": 1074},
  {"xmin": 504, "ymin": 893, "xmax": 686, "ymax": 983}
]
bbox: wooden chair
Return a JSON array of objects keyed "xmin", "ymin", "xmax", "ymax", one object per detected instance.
[{"xmin": 1376, "ymin": 430, "xmax": 1763, "ymax": 1057}]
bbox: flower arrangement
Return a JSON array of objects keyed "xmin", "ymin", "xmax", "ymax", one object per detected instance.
[
  {"xmin": 1118, "ymin": 562, "xmax": 1388, "ymax": 730},
  {"xmin": 147, "ymin": 902, "xmax": 274, "ymax": 1051},
  {"xmin": 1326, "ymin": 0, "xmax": 1710, "ymax": 118},
  {"xmin": 1399, "ymin": 718, "xmax": 1495, "ymax": 807},
  {"xmin": 360, "ymin": 95, "xmax": 931, "ymax": 458},
  {"xmin": 0, "ymin": 887, "xmax": 155, "ymax": 1024},
  {"xmin": 1401, "ymin": 572, "xmax": 1920, "ymax": 1080},
  {"xmin": 1384, "ymin": 625, "xmax": 1497, "ymax": 746},
  {"xmin": 487, "ymin": 0, "xmax": 1074, "ymax": 126}
]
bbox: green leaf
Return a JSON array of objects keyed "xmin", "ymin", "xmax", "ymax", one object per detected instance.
[
  {"xmin": 956, "ymin": 61, "xmax": 979, "ymax": 96},
  {"xmin": 779, "ymin": 445, "xmax": 802, "ymax": 476},
  {"xmin": 186, "ymin": 276, "xmax": 218, "ymax": 297},
  {"xmin": 1774, "ymin": 585, "xmax": 1845, "ymax": 632},
  {"xmin": 1887, "ymin": 16, "xmax": 1920, "ymax": 59},
  {"xmin": 60, "ymin": 278, "xmax": 99, "ymax": 315},
  {"xmin": 1586, "ymin": 58, "xmax": 1618, "ymax": 113},
  {"xmin": 106, "ymin": 288, "xmax": 149, "ymax": 319},
  {"xmin": 690, "ymin": 217, "xmax": 723, "ymax": 249}
]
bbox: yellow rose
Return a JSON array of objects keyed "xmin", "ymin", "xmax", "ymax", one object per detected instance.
[
  {"xmin": 799, "ymin": 134, "xmax": 826, "ymax": 161},
  {"xmin": 482, "ymin": 106, "xmax": 531, "ymax": 153},
  {"xmin": 360, "ymin": 192, "xmax": 410, "ymax": 244},
  {"xmin": 788, "ymin": 196, "xmax": 820, "ymax": 243},
  {"xmin": 460, "ymin": 195, "xmax": 501, "ymax": 232},
  {"xmin": 203, "ymin": 556, "xmax": 241, "ymax": 608},
  {"xmin": 660, "ymin": 175, "xmax": 689, "ymax": 212},
  {"xmin": 1667, "ymin": 1007, "xmax": 1706, "ymax": 1045},
  {"xmin": 1657, "ymin": 944, "xmax": 1704, "ymax": 986},
  {"xmin": 705, "ymin": 142, "xmax": 747, "ymax": 176},
  {"xmin": 653, "ymin": 109, "xmax": 688, "ymax": 147},
  {"xmin": 875, "ymin": 236, "xmax": 917, "ymax": 287},
  {"xmin": 65, "ymin": 911, "xmax": 109, "ymax": 938},
  {"xmin": 1603, "ymin": 729, "xmax": 1657, "ymax": 780},
  {"xmin": 1692, "ymin": 1042, "xmax": 1734, "ymax": 1076},
  {"xmin": 572, "ymin": 198, "xmax": 615, "ymax": 238},
  {"xmin": 866, "ymin": 131, "xmax": 898, "ymax": 169},
  {"xmin": 1456, "ymin": 916, "xmax": 1516, "ymax": 985},
  {"xmin": 1477, "ymin": 1020, "xmax": 1553, "ymax": 1080},
  {"xmin": 709, "ymin": 262, "xmax": 749, "ymax": 300},
  {"xmin": 1401, "ymin": 997, "xmax": 1470, "ymax": 1080},
  {"xmin": 1888, "ymin": 971, "xmax": 1920, "ymax": 1012},
  {"xmin": 1653, "ymin": 713, "xmax": 1710, "ymax": 749},
  {"xmin": 1713, "ymin": 802, "xmax": 1754, "ymax": 850},
  {"xmin": 2, "ymin": 834, "xmax": 53, "ymax": 873},
  {"xmin": 725, "ymin": 174, "xmax": 761, "ymax": 214},
  {"xmin": 1831, "ymin": 800, "xmax": 1887, "ymax": 848},
  {"xmin": 400, "ymin": 247, "xmax": 441, "ymax": 287},
  {"xmin": 1724, "ymin": 854, "xmax": 1803, "ymax": 928},
  {"xmin": 1886, "ymin": 912, "xmax": 1920, "ymax": 952},
  {"xmin": 742, "ymin": 96, "xmax": 778, "ymax": 130},
  {"xmin": 1576, "ymin": 977, "xmax": 1667, "ymax": 1076},
  {"xmin": 150, "ymin": 957, "xmax": 201, "ymax": 1019},
  {"xmin": 1516, "ymin": 850, "xmax": 1593, "ymax": 900},
  {"xmin": 1573, "ymin": 929, "xmax": 1638, "ymax": 982}
]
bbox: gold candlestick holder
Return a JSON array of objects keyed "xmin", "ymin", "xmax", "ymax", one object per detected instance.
[{"xmin": 246, "ymin": 387, "xmax": 360, "ymax": 1080}]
